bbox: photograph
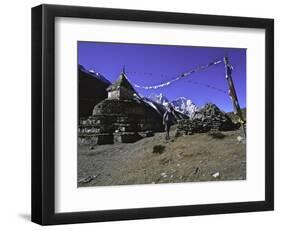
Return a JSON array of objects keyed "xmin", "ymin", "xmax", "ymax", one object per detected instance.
[
  {"xmin": 29, "ymin": 3, "xmax": 274, "ymax": 226},
  {"xmin": 77, "ymin": 42, "xmax": 247, "ymax": 187}
]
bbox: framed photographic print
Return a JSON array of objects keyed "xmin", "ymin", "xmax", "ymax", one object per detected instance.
[{"xmin": 31, "ymin": 4, "xmax": 274, "ymax": 225}]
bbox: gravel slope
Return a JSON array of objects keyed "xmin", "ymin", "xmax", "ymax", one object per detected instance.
[{"xmin": 78, "ymin": 127, "xmax": 246, "ymax": 187}]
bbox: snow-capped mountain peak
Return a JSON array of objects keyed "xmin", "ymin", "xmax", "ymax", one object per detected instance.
[
  {"xmin": 171, "ymin": 97, "xmax": 198, "ymax": 117},
  {"xmin": 148, "ymin": 93, "xmax": 198, "ymax": 117},
  {"xmin": 148, "ymin": 93, "xmax": 169, "ymax": 106},
  {"xmin": 79, "ymin": 64, "xmax": 111, "ymax": 85}
]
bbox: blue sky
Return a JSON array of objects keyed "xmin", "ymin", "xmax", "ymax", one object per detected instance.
[{"xmin": 78, "ymin": 41, "xmax": 246, "ymax": 112}]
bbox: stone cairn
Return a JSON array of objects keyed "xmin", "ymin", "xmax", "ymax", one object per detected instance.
[
  {"xmin": 78, "ymin": 70, "xmax": 162, "ymax": 145},
  {"xmin": 175, "ymin": 103, "xmax": 238, "ymax": 136}
]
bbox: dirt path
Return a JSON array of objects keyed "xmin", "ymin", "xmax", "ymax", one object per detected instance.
[{"xmin": 78, "ymin": 128, "xmax": 246, "ymax": 187}]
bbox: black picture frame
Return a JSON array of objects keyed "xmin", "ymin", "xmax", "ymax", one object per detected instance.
[{"xmin": 31, "ymin": 4, "xmax": 274, "ymax": 225}]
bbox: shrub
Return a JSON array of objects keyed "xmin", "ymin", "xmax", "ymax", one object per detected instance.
[{"xmin": 153, "ymin": 145, "xmax": 166, "ymax": 154}]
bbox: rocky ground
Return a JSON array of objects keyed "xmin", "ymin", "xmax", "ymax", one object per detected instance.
[{"xmin": 78, "ymin": 126, "xmax": 246, "ymax": 187}]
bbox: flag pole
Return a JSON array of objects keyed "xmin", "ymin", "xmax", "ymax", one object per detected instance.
[{"xmin": 223, "ymin": 56, "xmax": 246, "ymax": 138}]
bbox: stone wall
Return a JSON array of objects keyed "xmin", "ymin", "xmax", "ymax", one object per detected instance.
[
  {"xmin": 78, "ymin": 98, "xmax": 164, "ymax": 145},
  {"xmin": 175, "ymin": 103, "xmax": 239, "ymax": 136}
]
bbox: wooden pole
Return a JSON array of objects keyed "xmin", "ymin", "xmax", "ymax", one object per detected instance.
[{"xmin": 223, "ymin": 56, "xmax": 246, "ymax": 138}]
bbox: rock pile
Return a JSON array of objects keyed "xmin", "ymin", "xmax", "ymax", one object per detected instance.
[{"xmin": 176, "ymin": 103, "xmax": 238, "ymax": 136}]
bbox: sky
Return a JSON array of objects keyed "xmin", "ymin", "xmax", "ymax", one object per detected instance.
[{"xmin": 78, "ymin": 41, "xmax": 246, "ymax": 112}]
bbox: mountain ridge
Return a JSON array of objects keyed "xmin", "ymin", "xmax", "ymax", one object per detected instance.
[
  {"xmin": 148, "ymin": 93, "xmax": 199, "ymax": 117},
  {"xmin": 78, "ymin": 64, "xmax": 111, "ymax": 117}
]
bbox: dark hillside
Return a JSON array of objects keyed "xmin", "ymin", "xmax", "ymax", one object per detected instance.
[{"xmin": 78, "ymin": 65, "xmax": 111, "ymax": 117}]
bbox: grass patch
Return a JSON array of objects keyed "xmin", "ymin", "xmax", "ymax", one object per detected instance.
[
  {"xmin": 153, "ymin": 145, "xmax": 166, "ymax": 154},
  {"xmin": 208, "ymin": 131, "xmax": 226, "ymax": 139}
]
